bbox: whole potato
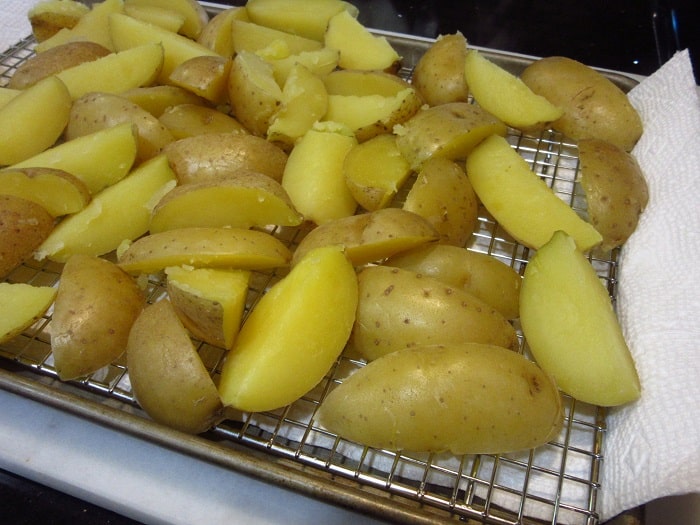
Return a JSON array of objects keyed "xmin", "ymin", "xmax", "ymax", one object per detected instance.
[
  {"xmin": 412, "ymin": 32, "xmax": 469, "ymax": 106},
  {"xmin": 0, "ymin": 195, "xmax": 54, "ymax": 278}
]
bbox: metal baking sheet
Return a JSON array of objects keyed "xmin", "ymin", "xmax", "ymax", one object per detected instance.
[{"xmin": 0, "ymin": 4, "xmax": 638, "ymax": 523}]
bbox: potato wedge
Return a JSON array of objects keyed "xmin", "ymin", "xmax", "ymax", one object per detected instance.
[
  {"xmin": 123, "ymin": 3, "xmax": 186, "ymax": 33},
  {"xmin": 268, "ymin": 47, "xmax": 340, "ymax": 86},
  {"xmin": 127, "ymin": 299, "xmax": 224, "ymax": 434},
  {"xmin": 196, "ymin": 7, "xmax": 249, "ymax": 56},
  {"xmin": 150, "ymin": 170, "xmax": 303, "ymax": 232},
  {"xmin": 51, "ymin": 254, "xmax": 145, "ymax": 380},
  {"xmin": 0, "ymin": 167, "xmax": 91, "ymax": 217},
  {"xmin": 28, "ymin": 0, "xmax": 90, "ymax": 43},
  {"xmin": 169, "ymin": 55, "xmax": 232, "ymax": 105},
  {"xmin": 122, "ymin": 85, "xmax": 207, "ymax": 117},
  {"xmin": 0, "ymin": 88, "xmax": 20, "ymax": 109},
  {"xmin": 466, "ymin": 135, "xmax": 602, "ymax": 251},
  {"xmin": 230, "ymin": 19, "xmax": 323, "ymax": 55},
  {"xmin": 352, "ymin": 265, "xmax": 517, "ymax": 361},
  {"xmin": 0, "ymin": 196, "xmax": 54, "ymax": 278},
  {"xmin": 159, "ymin": 104, "xmax": 249, "ymax": 139},
  {"xmin": 0, "ymin": 283, "xmax": 57, "ymax": 345},
  {"xmin": 218, "ymin": 245, "xmax": 358, "ymax": 412},
  {"xmin": 35, "ymin": 155, "xmax": 176, "ymax": 263},
  {"xmin": 412, "ymin": 32, "xmax": 469, "ymax": 106},
  {"xmin": 124, "ymin": 0, "xmax": 209, "ymax": 39},
  {"xmin": 118, "ymin": 227, "xmax": 292, "ymax": 274},
  {"xmin": 317, "ymin": 343, "xmax": 562, "ymax": 454},
  {"xmin": 165, "ymin": 266, "xmax": 251, "ymax": 350}
]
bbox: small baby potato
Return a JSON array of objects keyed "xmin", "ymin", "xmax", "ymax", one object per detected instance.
[
  {"xmin": 51, "ymin": 254, "xmax": 145, "ymax": 381},
  {"xmin": 127, "ymin": 299, "xmax": 224, "ymax": 434},
  {"xmin": 0, "ymin": 195, "xmax": 54, "ymax": 278},
  {"xmin": 402, "ymin": 157, "xmax": 478, "ymax": 247},
  {"xmin": 169, "ymin": 55, "xmax": 232, "ymax": 105},
  {"xmin": 159, "ymin": 104, "xmax": 248, "ymax": 139},
  {"xmin": 412, "ymin": 32, "xmax": 469, "ymax": 106},
  {"xmin": 0, "ymin": 283, "xmax": 57, "ymax": 345},
  {"xmin": 578, "ymin": 138, "xmax": 649, "ymax": 251}
]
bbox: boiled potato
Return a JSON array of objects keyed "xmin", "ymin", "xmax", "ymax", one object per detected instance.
[
  {"xmin": 65, "ymin": 92, "xmax": 175, "ymax": 163},
  {"xmin": 11, "ymin": 122, "xmax": 138, "ymax": 195},
  {"xmin": 0, "ymin": 88, "xmax": 20, "ymax": 108},
  {"xmin": 386, "ymin": 244, "xmax": 522, "ymax": 320},
  {"xmin": 8, "ymin": 41, "xmax": 110, "ymax": 90},
  {"xmin": 149, "ymin": 170, "xmax": 303, "ymax": 232},
  {"xmin": 163, "ymin": 133, "xmax": 288, "ymax": 184},
  {"xmin": 520, "ymin": 56, "xmax": 643, "ymax": 151},
  {"xmin": 169, "ymin": 55, "xmax": 232, "ymax": 105},
  {"xmin": 402, "ymin": 157, "xmax": 478, "ymax": 247},
  {"xmin": 218, "ymin": 245, "xmax": 358, "ymax": 412},
  {"xmin": 117, "ymin": 227, "xmax": 292, "ymax": 274},
  {"xmin": 578, "ymin": 138, "xmax": 649, "ymax": 251},
  {"xmin": 466, "ymin": 135, "xmax": 602, "ymax": 251},
  {"xmin": 317, "ymin": 343, "xmax": 562, "ymax": 454},
  {"xmin": 324, "ymin": 9, "xmax": 399, "ymax": 71},
  {"xmin": 123, "ymin": 0, "xmax": 209, "ymax": 39},
  {"xmin": 246, "ymin": 0, "xmax": 357, "ymax": 41},
  {"xmin": 521, "ymin": 230, "xmax": 641, "ymax": 406},
  {"xmin": 35, "ymin": 155, "xmax": 176, "ymax": 263},
  {"xmin": 0, "ymin": 76, "xmax": 71, "ymax": 166},
  {"xmin": 464, "ymin": 49, "xmax": 563, "ymax": 130},
  {"xmin": 0, "ymin": 283, "xmax": 57, "ymax": 345},
  {"xmin": 281, "ymin": 123, "xmax": 358, "ymax": 225},
  {"xmin": 165, "ymin": 266, "xmax": 251, "ymax": 350},
  {"xmin": 196, "ymin": 7, "xmax": 250, "ymax": 56},
  {"xmin": 412, "ymin": 32, "xmax": 469, "ymax": 106},
  {"xmin": 159, "ymin": 104, "xmax": 249, "ymax": 139},
  {"xmin": 0, "ymin": 196, "xmax": 54, "ymax": 278},
  {"xmin": 0, "ymin": 167, "xmax": 91, "ymax": 217},
  {"xmin": 343, "ymin": 133, "xmax": 412, "ymax": 211},
  {"xmin": 394, "ymin": 102, "xmax": 507, "ymax": 171},
  {"xmin": 51, "ymin": 254, "xmax": 145, "ymax": 381},
  {"xmin": 28, "ymin": 0, "xmax": 90, "ymax": 42},
  {"xmin": 127, "ymin": 299, "xmax": 224, "ymax": 434},
  {"xmin": 122, "ymin": 85, "xmax": 207, "ymax": 117},
  {"xmin": 229, "ymin": 19, "xmax": 323, "ymax": 55},
  {"xmin": 351, "ymin": 265, "xmax": 517, "ymax": 361},
  {"xmin": 268, "ymin": 47, "xmax": 340, "ymax": 86},
  {"xmin": 123, "ymin": 3, "xmax": 186, "ymax": 33},
  {"xmin": 292, "ymin": 207, "xmax": 440, "ymax": 266}
]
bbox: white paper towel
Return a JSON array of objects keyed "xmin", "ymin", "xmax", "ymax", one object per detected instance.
[{"xmin": 0, "ymin": 0, "xmax": 33, "ymax": 52}]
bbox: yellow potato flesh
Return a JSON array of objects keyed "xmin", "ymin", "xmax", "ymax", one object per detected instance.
[
  {"xmin": 51, "ymin": 254, "xmax": 145, "ymax": 380},
  {"xmin": 230, "ymin": 19, "xmax": 323, "ymax": 55},
  {"xmin": 159, "ymin": 104, "xmax": 248, "ymax": 138},
  {"xmin": 0, "ymin": 168, "xmax": 91, "ymax": 217},
  {"xmin": 0, "ymin": 76, "xmax": 71, "ymax": 166},
  {"xmin": 124, "ymin": 0, "xmax": 209, "ymax": 40},
  {"xmin": 35, "ymin": 155, "xmax": 176, "ymax": 263},
  {"xmin": 268, "ymin": 47, "xmax": 340, "ymax": 86},
  {"xmin": 0, "ymin": 283, "xmax": 57, "ymax": 344},
  {"xmin": 317, "ymin": 343, "xmax": 563, "ymax": 454},
  {"xmin": 169, "ymin": 55, "xmax": 231, "ymax": 105},
  {"xmin": 123, "ymin": 4, "xmax": 186, "ymax": 33},
  {"xmin": 196, "ymin": 7, "xmax": 249, "ymax": 56},
  {"xmin": 520, "ymin": 230, "xmax": 640, "ymax": 406},
  {"xmin": 118, "ymin": 227, "xmax": 292, "ymax": 274},
  {"xmin": 0, "ymin": 88, "xmax": 20, "ymax": 108},
  {"xmin": 122, "ymin": 85, "xmax": 207, "ymax": 117},
  {"xmin": 218, "ymin": 245, "xmax": 358, "ymax": 412},
  {"xmin": 466, "ymin": 134, "xmax": 602, "ymax": 251},
  {"xmin": 28, "ymin": 0, "xmax": 90, "ymax": 43}
]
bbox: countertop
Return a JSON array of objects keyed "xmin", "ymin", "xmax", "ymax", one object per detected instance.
[{"xmin": 1, "ymin": 1, "xmax": 698, "ymax": 524}]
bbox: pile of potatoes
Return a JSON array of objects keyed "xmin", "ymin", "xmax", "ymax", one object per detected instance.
[{"xmin": 0, "ymin": 0, "xmax": 646, "ymax": 453}]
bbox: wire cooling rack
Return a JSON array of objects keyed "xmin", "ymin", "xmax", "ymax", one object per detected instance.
[{"xmin": 0, "ymin": 14, "xmax": 635, "ymax": 523}]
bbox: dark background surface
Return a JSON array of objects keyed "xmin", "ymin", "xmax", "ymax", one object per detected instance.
[{"xmin": 1, "ymin": 1, "xmax": 698, "ymax": 524}]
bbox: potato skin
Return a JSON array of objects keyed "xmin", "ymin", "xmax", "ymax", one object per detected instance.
[
  {"xmin": 0, "ymin": 195, "xmax": 54, "ymax": 278},
  {"xmin": 412, "ymin": 32, "xmax": 469, "ymax": 106},
  {"xmin": 318, "ymin": 343, "xmax": 563, "ymax": 454}
]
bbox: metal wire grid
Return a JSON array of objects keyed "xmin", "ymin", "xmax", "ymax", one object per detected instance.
[{"xmin": 0, "ymin": 31, "xmax": 618, "ymax": 524}]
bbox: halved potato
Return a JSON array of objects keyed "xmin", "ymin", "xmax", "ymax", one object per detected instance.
[
  {"xmin": 412, "ymin": 32, "xmax": 469, "ymax": 106},
  {"xmin": 0, "ymin": 283, "xmax": 57, "ymax": 344},
  {"xmin": 0, "ymin": 196, "xmax": 54, "ymax": 278},
  {"xmin": 159, "ymin": 104, "xmax": 249, "ymax": 138},
  {"xmin": 169, "ymin": 55, "xmax": 232, "ymax": 105},
  {"xmin": 28, "ymin": 0, "xmax": 90, "ymax": 43},
  {"xmin": 196, "ymin": 7, "xmax": 250, "ymax": 56}
]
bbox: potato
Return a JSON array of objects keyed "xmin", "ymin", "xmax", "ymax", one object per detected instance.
[
  {"xmin": 343, "ymin": 133, "xmax": 412, "ymax": 211},
  {"xmin": 385, "ymin": 244, "xmax": 521, "ymax": 320},
  {"xmin": 464, "ymin": 49, "xmax": 563, "ymax": 131},
  {"xmin": 0, "ymin": 76, "xmax": 71, "ymax": 166},
  {"xmin": 11, "ymin": 122, "xmax": 138, "ymax": 195},
  {"xmin": 0, "ymin": 196, "xmax": 54, "ymax": 278},
  {"xmin": 230, "ymin": 19, "xmax": 323, "ymax": 55},
  {"xmin": 117, "ymin": 227, "xmax": 292, "ymax": 274},
  {"xmin": 127, "ymin": 299, "xmax": 224, "ymax": 434},
  {"xmin": 520, "ymin": 56, "xmax": 643, "ymax": 151},
  {"xmin": 163, "ymin": 133, "xmax": 288, "ymax": 184},
  {"xmin": 149, "ymin": 170, "xmax": 303, "ymax": 232},
  {"xmin": 246, "ymin": 0, "xmax": 358, "ymax": 41},
  {"xmin": 65, "ymin": 92, "xmax": 175, "ymax": 163},
  {"xmin": 159, "ymin": 104, "xmax": 249, "ymax": 139},
  {"xmin": 324, "ymin": 10, "xmax": 400, "ymax": 71},
  {"xmin": 123, "ymin": 0, "xmax": 209, "ymax": 39},
  {"xmin": 51, "ymin": 254, "xmax": 145, "ymax": 381},
  {"xmin": 0, "ymin": 167, "xmax": 91, "ymax": 217},
  {"xmin": 123, "ymin": 3, "xmax": 186, "ymax": 33},
  {"xmin": 218, "ymin": 245, "xmax": 358, "ymax": 412},
  {"xmin": 35, "ymin": 155, "xmax": 176, "ymax": 263},
  {"xmin": 351, "ymin": 265, "xmax": 517, "ymax": 361},
  {"xmin": 292, "ymin": 208, "xmax": 440, "ymax": 266},
  {"xmin": 317, "ymin": 343, "xmax": 563, "ymax": 454},
  {"xmin": 466, "ymin": 135, "xmax": 602, "ymax": 251},
  {"xmin": 122, "ymin": 85, "xmax": 207, "ymax": 118},
  {"xmin": 165, "ymin": 266, "xmax": 251, "ymax": 350},
  {"xmin": 402, "ymin": 157, "xmax": 478, "ymax": 247},
  {"xmin": 323, "ymin": 70, "xmax": 422, "ymax": 142},
  {"xmin": 0, "ymin": 88, "xmax": 20, "ymax": 109},
  {"xmin": 411, "ymin": 32, "xmax": 469, "ymax": 106},
  {"xmin": 196, "ymin": 7, "xmax": 250, "ymax": 56},
  {"xmin": 8, "ymin": 41, "xmax": 111, "ymax": 90},
  {"xmin": 169, "ymin": 55, "xmax": 232, "ymax": 105},
  {"xmin": 0, "ymin": 283, "xmax": 57, "ymax": 345},
  {"xmin": 282, "ymin": 123, "xmax": 358, "ymax": 224},
  {"xmin": 28, "ymin": 0, "xmax": 90, "ymax": 42},
  {"xmin": 578, "ymin": 138, "xmax": 649, "ymax": 251},
  {"xmin": 521, "ymin": 230, "xmax": 641, "ymax": 406},
  {"xmin": 268, "ymin": 48, "xmax": 339, "ymax": 87},
  {"xmin": 394, "ymin": 102, "xmax": 507, "ymax": 171}
]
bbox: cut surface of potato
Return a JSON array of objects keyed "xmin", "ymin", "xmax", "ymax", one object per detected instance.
[
  {"xmin": 0, "ymin": 195, "xmax": 54, "ymax": 278},
  {"xmin": 230, "ymin": 19, "xmax": 323, "ymax": 55},
  {"xmin": 159, "ymin": 104, "xmax": 249, "ymax": 138},
  {"xmin": 124, "ymin": 0, "xmax": 209, "ymax": 39},
  {"xmin": 0, "ymin": 283, "xmax": 57, "ymax": 344},
  {"xmin": 28, "ymin": 0, "xmax": 90, "ymax": 42},
  {"xmin": 196, "ymin": 7, "xmax": 249, "ymax": 56},
  {"xmin": 122, "ymin": 85, "xmax": 207, "ymax": 117},
  {"xmin": 169, "ymin": 55, "xmax": 231, "ymax": 105}
]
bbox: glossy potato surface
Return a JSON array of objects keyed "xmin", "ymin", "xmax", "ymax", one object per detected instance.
[{"xmin": 0, "ymin": 195, "xmax": 54, "ymax": 278}]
